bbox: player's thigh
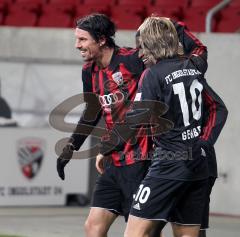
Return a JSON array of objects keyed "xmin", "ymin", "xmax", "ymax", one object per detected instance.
[
  {"xmin": 92, "ymin": 164, "xmax": 122, "ymax": 215},
  {"xmin": 170, "ymin": 179, "xmax": 208, "ymax": 227},
  {"xmin": 120, "ymin": 161, "xmax": 151, "ymax": 221},
  {"xmin": 200, "ymin": 177, "xmax": 216, "ymax": 230},
  {"xmin": 85, "ymin": 207, "xmax": 117, "ymax": 230},
  {"xmin": 124, "ymin": 214, "xmax": 162, "ymax": 237},
  {"xmin": 171, "ymin": 223, "xmax": 200, "ymax": 237}
]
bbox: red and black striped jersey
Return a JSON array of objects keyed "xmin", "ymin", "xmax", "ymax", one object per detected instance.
[{"xmin": 72, "ymin": 47, "xmax": 151, "ymax": 166}]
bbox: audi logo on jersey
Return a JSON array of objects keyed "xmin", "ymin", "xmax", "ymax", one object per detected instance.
[{"xmin": 98, "ymin": 91, "xmax": 124, "ymax": 112}]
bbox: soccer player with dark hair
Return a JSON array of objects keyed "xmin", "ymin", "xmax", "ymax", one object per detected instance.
[
  {"xmin": 123, "ymin": 17, "xmax": 228, "ymax": 237},
  {"xmin": 56, "ymin": 13, "xmax": 151, "ymax": 237}
]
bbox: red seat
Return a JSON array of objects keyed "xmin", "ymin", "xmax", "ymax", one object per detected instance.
[
  {"xmin": 75, "ymin": 5, "xmax": 112, "ymax": 18},
  {"xmin": 147, "ymin": 5, "xmax": 185, "ymax": 21},
  {"xmin": 118, "ymin": 0, "xmax": 152, "ymax": 7},
  {"xmin": 15, "ymin": 0, "xmax": 46, "ymax": 4},
  {"xmin": 40, "ymin": 2, "xmax": 76, "ymax": 27},
  {"xmin": 190, "ymin": 0, "xmax": 221, "ymax": 8},
  {"xmin": 111, "ymin": 6, "xmax": 144, "ymax": 29},
  {"xmin": 0, "ymin": 0, "xmax": 14, "ymax": 3},
  {"xmin": 182, "ymin": 7, "xmax": 208, "ymax": 32},
  {"xmin": 78, "ymin": 0, "xmax": 114, "ymax": 18},
  {"xmin": 0, "ymin": 11, "xmax": 4, "ymax": 24},
  {"xmin": 8, "ymin": 2, "xmax": 42, "ymax": 16},
  {"xmin": 4, "ymin": 2, "xmax": 40, "ymax": 26},
  {"xmin": 0, "ymin": 1, "xmax": 7, "ymax": 13},
  {"xmin": 4, "ymin": 11, "xmax": 37, "ymax": 26},
  {"xmin": 38, "ymin": 12, "xmax": 72, "ymax": 27},
  {"xmin": 183, "ymin": 6, "xmax": 219, "ymax": 32},
  {"xmin": 228, "ymin": 0, "xmax": 240, "ymax": 7},
  {"xmin": 74, "ymin": 6, "xmax": 112, "ymax": 28},
  {"xmin": 42, "ymin": 2, "xmax": 75, "ymax": 15},
  {"xmin": 38, "ymin": 2, "xmax": 76, "ymax": 27},
  {"xmin": 49, "ymin": 0, "xmax": 78, "ymax": 4},
  {"xmin": 154, "ymin": 0, "xmax": 188, "ymax": 8},
  {"xmin": 112, "ymin": 14, "xmax": 142, "ymax": 30},
  {"xmin": 83, "ymin": 0, "xmax": 116, "ymax": 5},
  {"xmin": 111, "ymin": 5, "xmax": 146, "ymax": 18},
  {"xmin": 216, "ymin": 7, "xmax": 240, "ymax": 32}
]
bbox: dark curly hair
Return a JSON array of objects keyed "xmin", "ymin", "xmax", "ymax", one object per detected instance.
[{"xmin": 76, "ymin": 13, "xmax": 116, "ymax": 48}]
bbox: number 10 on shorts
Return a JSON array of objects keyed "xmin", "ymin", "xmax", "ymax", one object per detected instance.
[{"xmin": 134, "ymin": 184, "xmax": 151, "ymax": 204}]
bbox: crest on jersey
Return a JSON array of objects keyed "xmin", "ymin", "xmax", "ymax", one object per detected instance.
[
  {"xmin": 112, "ymin": 72, "xmax": 124, "ymax": 86},
  {"xmin": 17, "ymin": 138, "xmax": 45, "ymax": 179}
]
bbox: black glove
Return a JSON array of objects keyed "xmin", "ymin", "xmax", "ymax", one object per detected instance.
[{"xmin": 57, "ymin": 143, "xmax": 74, "ymax": 180}]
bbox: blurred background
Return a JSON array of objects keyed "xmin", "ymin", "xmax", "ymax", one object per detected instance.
[{"xmin": 0, "ymin": 0, "xmax": 239, "ymax": 236}]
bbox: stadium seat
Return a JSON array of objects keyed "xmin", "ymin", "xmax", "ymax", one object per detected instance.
[
  {"xmin": 118, "ymin": 0, "xmax": 152, "ymax": 7},
  {"xmin": 15, "ymin": 0, "xmax": 46, "ymax": 4},
  {"xmin": 76, "ymin": 4, "xmax": 112, "ymax": 18},
  {"xmin": 154, "ymin": 0, "xmax": 188, "ymax": 8},
  {"xmin": 150, "ymin": 0, "xmax": 187, "ymax": 21},
  {"xmin": 228, "ymin": 0, "xmax": 240, "ymax": 7},
  {"xmin": 111, "ymin": 6, "xmax": 144, "ymax": 29},
  {"xmin": 39, "ymin": 2, "xmax": 76, "ymax": 27},
  {"xmin": 0, "ymin": 0, "xmax": 13, "ymax": 3},
  {"xmin": 83, "ymin": 0, "xmax": 116, "ymax": 6},
  {"xmin": 182, "ymin": 6, "xmax": 219, "ymax": 32},
  {"xmin": 0, "ymin": 10, "xmax": 4, "ymax": 24},
  {"xmin": 112, "ymin": 14, "xmax": 142, "ymax": 30},
  {"xmin": 38, "ymin": 12, "xmax": 72, "ymax": 27},
  {"xmin": 4, "ymin": 11, "xmax": 38, "ymax": 26},
  {"xmin": 80, "ymin": 0, "xmax": 114, "ymax": 17},
  {"xmin": 42, "ymin": 2, "xmax": 76, "ymax": 15},
  {"xmin": 190, "ymin": 0, "xmax": 221, "ymax": 8},
  {"xmin": 0, "ymin": 2, "xmax": 9, "ymax": 25},
  {"xmin": 0, "ymin": 1, "xmax": 7, "ymax": 14},
  {"xmin": 8, "ymin": 2, "xmax": 42, "ymax": 13},
  {"xmin": 186, "ymin": 0, "xmax": 225, "ymax": 32},
  {"xmin": 216, "ymin": 7, "xmax": 240, "ymax": 32},
  {"xmin": 74, "ymin": 5, "xmax": 112, "ymax": 29},
  {"xmin": 147, "ymin": 5, "xmax": 185, "ymax": 21},
  {"xmin": 182, "ymin": 7, "xmax": 208, "ymax": 32},
  {"xmin": 4, "ymin": 2, "xmax": 40, "ymax": 26},
  {"xmin": 49, "ymin": 0, "xmax": 78, "ymax": 4}
]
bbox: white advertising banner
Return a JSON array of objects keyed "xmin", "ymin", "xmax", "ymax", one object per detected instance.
[{"xmin": 0, "ymin": 128, "xmax": 90, "ymax": 206}]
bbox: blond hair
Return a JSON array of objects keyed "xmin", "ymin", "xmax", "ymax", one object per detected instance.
[{"xmin": 139, "ymin": 17, "xmax": 179, "ymax": 60}]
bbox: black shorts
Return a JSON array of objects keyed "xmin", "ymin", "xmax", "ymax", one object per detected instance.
[
  {"xmin": 130, "ymin": 176, "xmax": 208, "ymax": 225},
  {"xmin": 92, "ymin": 161, "xmax": 150, "ymax": 221},
  {"xmin": 200, "ymin": 177, "xmax": 216, "ymax": 229}
]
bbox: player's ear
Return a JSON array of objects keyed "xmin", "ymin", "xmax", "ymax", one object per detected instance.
[{"xmin": 99, "ymin": 36, "xmax": 106, "ymax": 47}]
